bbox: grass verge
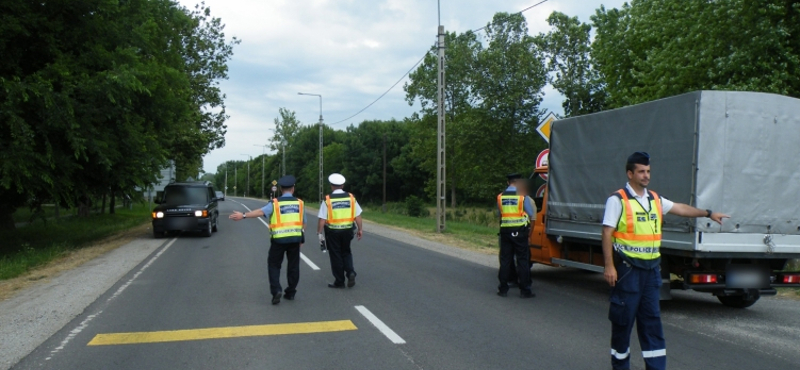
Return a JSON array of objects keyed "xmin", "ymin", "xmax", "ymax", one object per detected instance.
[
  {"xmin": 360, "ymin": 208, "xmax": 499, "ymax": 254},
  {"xmin": 0, "ymin": 203, "xmax": 151, "ymax": 281}
]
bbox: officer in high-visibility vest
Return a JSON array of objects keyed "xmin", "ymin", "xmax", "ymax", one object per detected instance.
[
  {"xmin": 497, "ymin": 173, "xmax": 535, "ymax": 298},
  {"xmin": 602, "ymin": 152, "xmax": 728, "ymax": 370},
  {"xmin": 317, "ymin": 173, "xmax": 363, "ymax": 289},
  {"xmin": 230, "ymin": 175, "xmax": 305, "ymax": 305}
]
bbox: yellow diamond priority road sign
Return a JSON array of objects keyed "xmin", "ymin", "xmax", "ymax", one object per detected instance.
[{"xmin": 536, "ymin": 112, "xmax": 558, "ymax": 144}]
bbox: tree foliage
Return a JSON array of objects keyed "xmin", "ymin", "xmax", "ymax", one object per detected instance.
[
  {"xmin": 0, "ymin": 0, "xmax": 238, "ymax": 230},
  {"xmin": 537, "ymin": 12, "xmax": 606, "ymax": 116},
  {"xmin": 592, "ymin": 0, "xmax": 800, "ymax": 107}
]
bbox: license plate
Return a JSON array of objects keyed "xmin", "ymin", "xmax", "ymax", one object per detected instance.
[{"xmin": 726, "ymin": 270, "xmax": 767, "ymax": 288}]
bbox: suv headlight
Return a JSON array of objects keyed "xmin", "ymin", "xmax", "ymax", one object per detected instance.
[
  {"xmin": 152, "ymin": 212, "xmax": 164, "ymax": 219},
  {"xmin": 195, "ymin": 210, "xmax": 208, "ymax": 217}
]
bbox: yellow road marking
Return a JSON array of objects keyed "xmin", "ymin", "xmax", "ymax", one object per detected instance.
[{"xmin": 87, "ymin": 320, "xmax": 358, "ymax": 346}]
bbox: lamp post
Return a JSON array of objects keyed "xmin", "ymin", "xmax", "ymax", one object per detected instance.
[
  {"xmin": 253, "ymin": 144, "xmax": 267, "ymax": 198},
  {"xmin": 240, "ymin": 154, "xmax": 251, "ymax": 197},
  {"xmin": 224, "ymin": 161, "xmax": 228, "ymax": 197},
  {"xmin": 298, "ymin": 92, "xmax": 323, "ymax": 203}
]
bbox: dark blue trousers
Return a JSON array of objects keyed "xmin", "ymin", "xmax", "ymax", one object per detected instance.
[
  {"xmin": 325, "ymin": 228, "xmax": 356, "ymax": 286},
  {"xmin": 267, "ymin": 241, "xmax": 300, "ymax": 297},
  {"xmin": 497, "ymin": 230, "xmax": 531, "ymax": 294},
  {"xmin": 609, "ymin": 261, "xmax": 666, "ymax": 370}
]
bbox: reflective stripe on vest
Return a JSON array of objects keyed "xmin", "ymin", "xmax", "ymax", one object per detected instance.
[
  {"xmin": 325, "ymin": 193, "xmax": 355, "ymax": 230},
  {"xmin": 269, "ymin": 198, "xmax": 304, "ymax": 239},
  {"xmin": 612, "ymin": 189, "xmax": 662, "ymax": 260},
  {"xmin": 497, "ymin": 193, "xmax": 529, "ymax": 228}
]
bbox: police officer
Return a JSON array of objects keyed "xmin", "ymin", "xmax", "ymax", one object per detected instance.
[
  {"xmin": 602, "ymin": 152, "xmax": 729, "ymax": 370},
  {"xmin": 317, "ymin": 173, "xmax": 363, "ymax": 289},
  {"xmin": 230, "ymin": 175, "xmax": 305, "ymax": 305},
  {"xmin": 497, "ymin": 173, "xmax": 535, "ymax": 298}
]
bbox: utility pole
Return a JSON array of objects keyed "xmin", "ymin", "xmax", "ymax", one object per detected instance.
[
  {"xmin": 436, "ymin": 25, "xmax": 447, "ymax": 233},
  {"xmin": 381, "ymin": 134, "xmax": 386, "ymax": 213},
  {"xmin": 254, "ymin": 144, "xmax": 266, "ymax": 198},
  {"xmin": 282, "ymin": 139, "xmax": 287, "ymax": 176},
  {"xmin": 234, "ymin": 165, "xmax": 237, "ymax": 197},
  {"xmin": 239, "ymin": 154, "xmax": 252, "ymax": 197},
  {"xmin": 224, "ymin": 162, "xmax": 228, "ymax": 197}
]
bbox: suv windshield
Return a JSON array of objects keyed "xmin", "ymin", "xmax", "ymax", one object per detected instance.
[{"xmin": 163, "ymin": 186, "xmax": 208, "ymax": 205}]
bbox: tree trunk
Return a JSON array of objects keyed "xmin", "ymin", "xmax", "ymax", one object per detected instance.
[
  {"xmin": 0, "ymin": 208, "xmax": 15, "ymax": 231},
  {"xmin": 109, "ymin": 189, "xmax": 116, "ymax": 214},
  {"xmin": 78, "ymin": 194, "xmax": 91, "ymax": 217},
  {"xmin": 101, "ymin": 193, "xmax": 107, "ymax": 214}
]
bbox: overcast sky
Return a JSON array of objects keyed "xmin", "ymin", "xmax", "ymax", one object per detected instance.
[{"xmin": 178, "ymin": 0, "xmax": 628, "ymax": 174}]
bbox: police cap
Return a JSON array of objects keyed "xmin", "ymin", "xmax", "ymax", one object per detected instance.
[
  {"xmin": 277, "ymin": 175, "xmax": 296, "ymax": 187},
  {"xmin": 506, "ymin": 173, "xmax": 522, "ymax": 181},
  {"xmin": 627, "ymin": 151, "xmax": 650, "ymax": 166},
  {"xmin": 328, "ymin": 173, "xmax": 346, "ymax": 186}
]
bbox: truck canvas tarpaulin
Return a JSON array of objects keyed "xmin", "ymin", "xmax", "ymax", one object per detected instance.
[{"xmin": 546, "ymin": 90, "xmax": 800, "ymax": 255}]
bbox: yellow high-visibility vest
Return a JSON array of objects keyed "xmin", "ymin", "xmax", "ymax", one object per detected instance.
[
  {"xmin": 325, "ymin": 193, "xmax": 356, "ymax": 230},
  {"xmin": 612, "ymin": 189, "xmax": 662, "ymax": 261},
  {"xmin": 497, "ymin": 192, "xmax": 529, "ymax": 229},
  {"xmin": 269, "ymin": 197, "xmax": 304, "ymax": 242}
]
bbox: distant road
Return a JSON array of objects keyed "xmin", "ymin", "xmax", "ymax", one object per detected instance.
[{"xmin": 11, "ymin": 197, "xmax": 800, "ymax": 369}]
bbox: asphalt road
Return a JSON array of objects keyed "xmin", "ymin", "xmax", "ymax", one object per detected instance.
[{"xmin": 11, "ymin": 197, "xmax": 800, "ymax": 369}]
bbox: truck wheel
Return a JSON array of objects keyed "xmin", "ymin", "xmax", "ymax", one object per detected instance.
[
  {"xmin": 717, "ymin": 294, "xmax": 760, "ymax": 308},
  {"xmin": 212, "ymin": 216, "xmax": 218, "ymax": 232}
]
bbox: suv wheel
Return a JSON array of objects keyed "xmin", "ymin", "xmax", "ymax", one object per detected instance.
[
  {"xmin": 212, "ymin": 215, "xmax": 218, "ymax": 232},
  {"xmin": 203, "ymin": 219, "xmax": 213, "ymax": 237}
]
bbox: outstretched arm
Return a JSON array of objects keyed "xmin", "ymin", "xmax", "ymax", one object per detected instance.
[
  {"xmin": 668, "ymin": 203, "xmax": 729, "ymax": 225},
  {"xmin": 229, "ymin": 208, "xmax": 265, "ymax": 221}
]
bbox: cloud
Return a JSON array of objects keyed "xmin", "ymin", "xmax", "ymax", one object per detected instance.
[{"xmin": 180, "ymin": 0, "xmax": 628, "ymax": 173}]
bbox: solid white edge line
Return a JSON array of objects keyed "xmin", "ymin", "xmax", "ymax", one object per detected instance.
[
  {"xmin": 354, "ymin": 305, "xmax": 406, "ymax": 344},
  {"xmin": 237, "ymin": 200, "xmax": 320, "ymax": 271},
  {"xmin": 45, "ymin": 237, "xmax": 177, "ymax": 360}
]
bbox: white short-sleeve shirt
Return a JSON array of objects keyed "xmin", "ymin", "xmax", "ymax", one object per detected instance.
[
  {"xmin": 317, "ymin": 189, "xmax": 363, "ymax": 220},
  {"xmin": 602, "ymin": 183, "xmax": 674, "ymax": 228}
]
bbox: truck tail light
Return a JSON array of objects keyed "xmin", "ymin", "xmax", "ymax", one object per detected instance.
[
  {"xmin": 779, "ymin": 273, "xmax": 800, "ymax": 284},
  {"xmin": 689, "ymin": 273, "xmax": 718, "ymax": 284}
]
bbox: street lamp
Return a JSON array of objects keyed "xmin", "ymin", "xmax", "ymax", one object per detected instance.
[
  {"xmin": 298, "ymin": 92, "xmax": 323, "ymax": 203},
  {"xmin": 240, "ymin": 154, "xmax": 251, "ymax": 197}
]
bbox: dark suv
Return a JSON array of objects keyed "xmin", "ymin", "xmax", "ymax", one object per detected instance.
[{"xmin": 151, "ymin": 182, "xmax": 220, "ymax": 238}]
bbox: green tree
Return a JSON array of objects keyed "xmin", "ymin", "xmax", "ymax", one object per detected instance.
[
  {"xmin": 538, "ymin": 11, "xmax": 606, "ymax": 116},
  {"xmin": 592, "ymin": 0, "xmax": 800, "ymax": 106},
  {"xmin": 405, "ymin": 31, "xmax": 483, "ymax": 206},
  {"xmin": 0, "ymin": 0, "xmax": 238, "ymax": 230}
]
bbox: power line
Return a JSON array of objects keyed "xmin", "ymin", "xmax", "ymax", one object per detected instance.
[
  {"xmin": 471, "ymin": 0, "xmax": 549, "ymax": 33},
  {"xmin": 327, "ymin": 0, "xmax": 549, "ymax": 126},
  {"xmin": 329, "ymin": 49, "xmax": 433, "ymax": 126}
]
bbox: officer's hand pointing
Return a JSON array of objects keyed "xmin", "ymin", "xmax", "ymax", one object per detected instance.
[
  {"xmin": 604, "ymin": 265, "xmax": 617, "ymax": 287},
  {"xmin": 230, "ymin": 211, "xmax": 244, "ymax": 221}
]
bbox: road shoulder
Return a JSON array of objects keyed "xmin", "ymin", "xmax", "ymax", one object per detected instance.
[{"xmin": 0, "ymin": 235, "xmax": 164, "ymax": 370}]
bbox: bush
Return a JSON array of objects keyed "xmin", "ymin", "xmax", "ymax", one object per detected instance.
[{"xmin": 405, "ymin": 196, "xmax": 427, "ymax": 218}]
